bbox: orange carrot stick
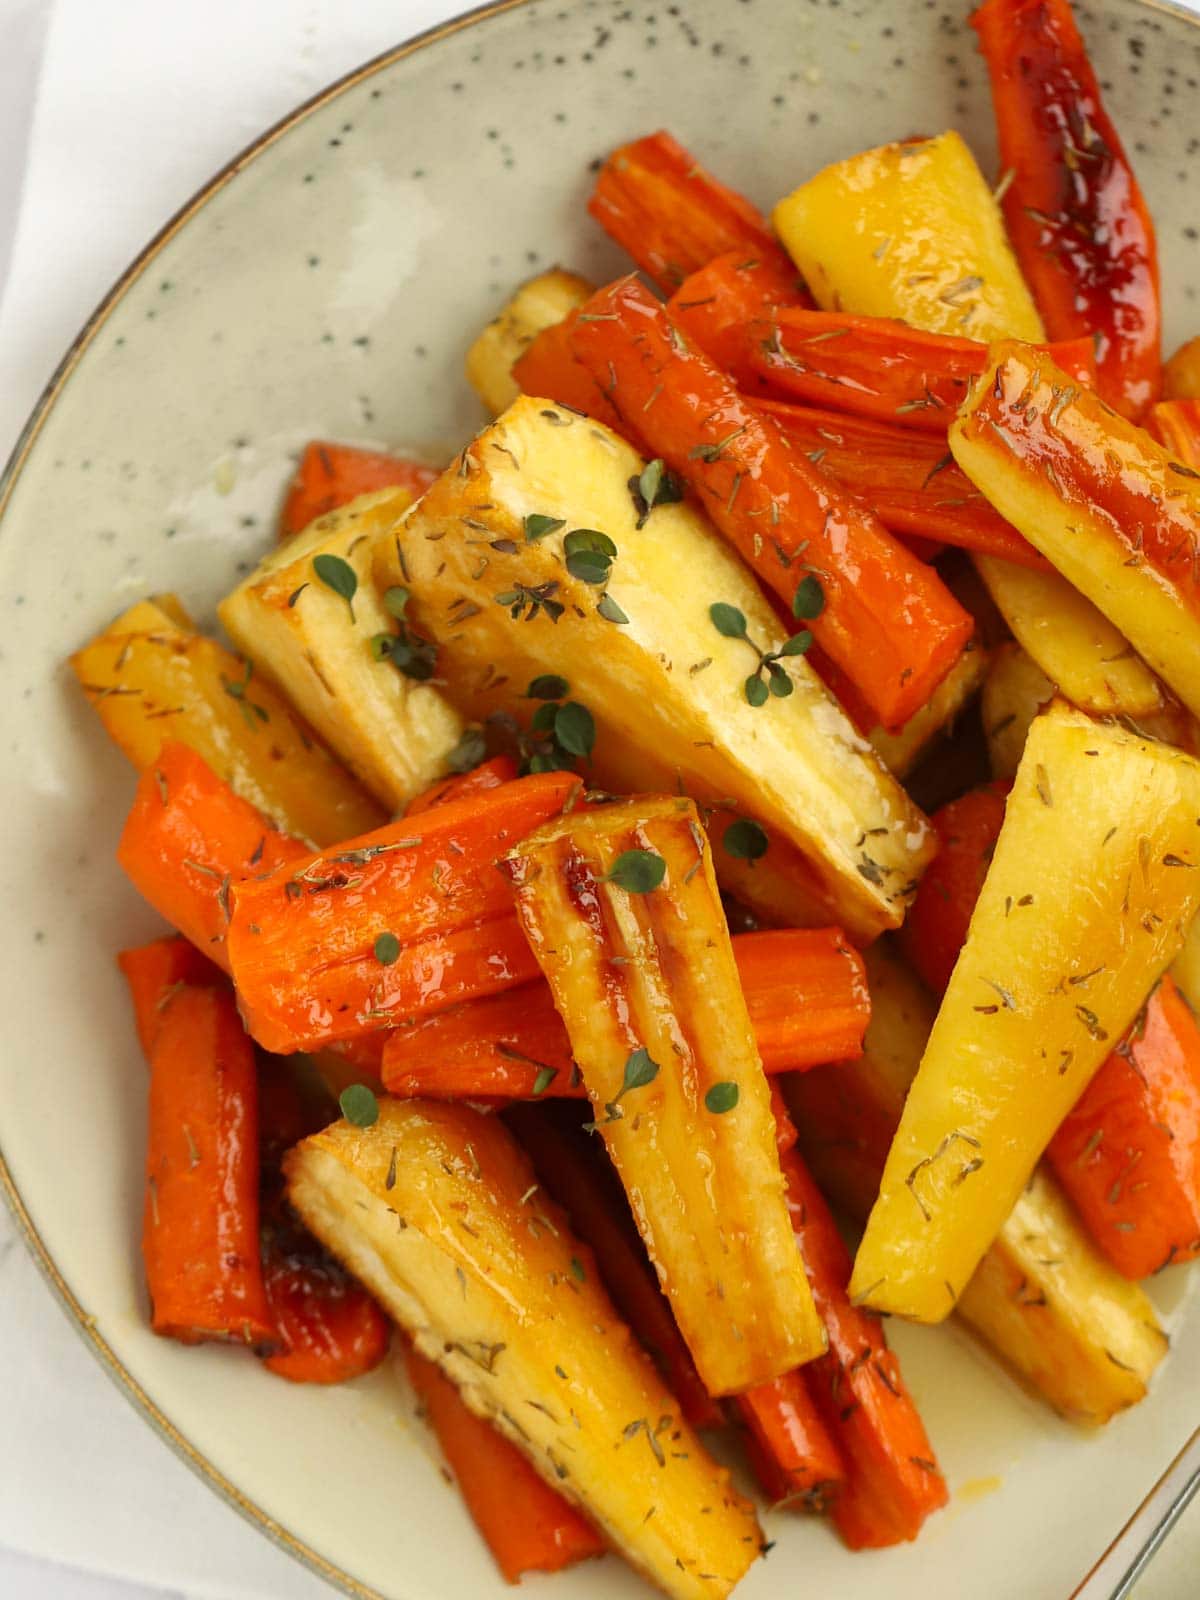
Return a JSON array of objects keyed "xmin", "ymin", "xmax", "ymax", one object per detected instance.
[
  {"xmin": 226, "ymin": 772, "xmax": 582, "ymax": 1054},
  {"xmin": 1145, "ymin": 399, "xmax": 1200, "ymax": 470},
  {"xmin": 899, "ymin": 783, "xmax": 1011, "ymax": 996},
  {"xmin": 507, "ymin": 1104, "xmax": 723, "ymax": 1430},
  {"xmin": 755, "ymin": 399, "xmax": 1048, "ymax": 569},
  {"xmin": 511, "ymin": 311, "xmax": 625, "ymax": 428},
  {"xmin": 737, "ymin": 1370, "xmax": 845, "ymax": 1510},
  {"xmin": 587, "ymin": 129, "xmax": 802, "ymax": 294},
  {"xmin": 746, "ymin": 310, "xmax": 1098, "ymax": 430},
  {"xmin": 569, "ymin": 276, "xmax": 973, "ymax": 730},
  {"xmin": 782, "ymin": 1147, "xmax": 948, "ymax": 1547},
  {"xmin": 1047, "ymin": 975, "xmax": 1200, "ymax": 1279},
  {"xmin": 118, "ymin": 935, "xmax": 224, "ymax": 1060},
  {"xmin": 405, "ymin": 754, "xmax": 519, "ymax": 817},
  {"xmin": 280, "ymin": 441, "xmax": 437, "ymax": 538},
  {"xmin": 381, "ymin": 928, "xmax": 870, "ymax": 1099},
  {"xmin": 143, "ymin": 983, "xmax": 275, "ymax": 1346},
  {"xmin": 405, "ymin": 1345, "xmax": 605, "ymax": 1583},
  {"xmin": 117, "ymin": 743, "xmax": 308, "ymax": 972},
  {"xmin": 666, "ymin": 250, "xmax": 809, "ymax": 381}
]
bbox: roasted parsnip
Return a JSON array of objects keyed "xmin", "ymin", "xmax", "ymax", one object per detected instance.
[
  {"xmin": 981, "ymin": 642, "xmax": 1055, "ymax": 781},
  {"xmin": 465, "ymin": 268, "xmax": 595, "ymax": 416},
  {"xmin": 771, "ymin": 132, "xmax": 1044, "ymax": 343},
  {"xmin": 378, "ymin": 395, "xmax": 935, "ymax": 941},
  {"xmin": 70, "ymin": 596, "xmax": 383, "ymax": 847},
  {"xmin": 852, "ymin": 704, "xmax": 1200, "ymax": 1322},
  {"xmin": 501, "ymin": 796, "xmax": 826, "ymax": 1394},
  {"xmin": 285, "ymin": 1099, "xmax": 762, "ymax": 1599},
  {"xmin": 867, "ymin": 641, "xmax": 988, "ymax": 780},
  {"xmin": 789, "ymin": 943, "xmax": 1169, "ymax": 1421},
  {"xmin": 218, "ymin": 489, "xmax": 463, "ymax": 812}
]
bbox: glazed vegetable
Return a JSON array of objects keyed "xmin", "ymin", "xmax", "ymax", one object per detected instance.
[
  {"xmin": 118, "ymin": 742, "xmax": 308, "ymax": 971},
  {"xmin": 747, "ymin": 309, "xmax": 1095, "ymax": 433},
  {"xmin": 507, "ymin": 1103, "xmax": 721, "ymax": 1431},
  {"xmin": 666, "ymin": 250, "xmax": 808, "ymax": 382},
  {"xmin": 143, "ymin": 982, "xmax": 274, "ymax": 1346},
  {"xmin": 756, "ymin": 399, "xmax": 1045, "ymax": 569},
  {"xmin": 852, "ymin": 704, "xmax": 1200, "ymax": 1322},
  {"xmin": 466, "ymin": 267, "xmax": 596, "ymax": 415},
  {"xmin": 972, "ymin": 0, "xmax": 1161, "ymax": 417},
  {"xmin": 404, "ymin": 754, "xmax": 519, "ymax": 817},
  {"xmin": 226, "ymin": 771, "xmax": 581, "ymax": 1055},
  {"xmin": 378, "ymin": 393, "xmax": 936, "ymax": 941},
  {"xmin": 219, "ymin": 489, "xmax": 465, "ymax": 811},
  {"xmin": 1146, "ymin": 400, "xmax": 1200, "ymax": 469},
  {"xmin": 865, "ymin": 643, "xmax": 989, "ymax": 781},
  {"xmin": 503, "ymin": 796, "xmax": 826, "ymax": 1394},
  {"xmin": 118, "ymin": 934, "xmax": 223, "ymax": 1060},
  {"xmin": 1165, "ymin": 338, "xmax": 1200, "ymax": 402},
  {"xmin": 951, "ymin": 344, "xmax": 1200, "ymax": 720},
  {"xmin": 381, "ymin": 927, "xmax": 871, "ymax": 1100},
  {"xmin": 284, "ymin": 1099, "xmax": 762, "ymax": 1600},
  {"xmin": 772, "ymin": 132, "xmax": 1044, "ymax": 342},
  {"xmin": 900, "ymin": 784, "xmax": 1011, "ymax": 996},
  {"xmin": 588, "ymin": 130, "xmax": 800, "ymax": 294},
  {"xmin": 405, "ymin": 1346, "xmax": 606, "ymax": 1582},
  {"xmin": 570, "ymin": 276, "xmax": 974, "ymax": 732},
  {"xmin": 71, "ymin": 596, "xmax": 384, "ymax": 847},
  {"xmin": 736, "ymin": 1371, "xmax": 845, "ymax": 1511},
  {"xmin": 280, "ymin": 442, "xmax": 437, "ymax": 539},
  {"xmin": 789, "ymin": 944, "xmax": 1170, "ymax": 1421},
  {"xmin": 781, "ymin": 1147, "xmax": 947, "ymax": 1548},
  {"xmin": 1047, "ymin": 976, "xmax": 1200, "ymax": 1280},
  {"xmin": 981, "ymin": 642, "xmax": 1055, "ymax": 780},
  {"xmin": 510, "ymin": 309, "xmax": 624, "ymax": 429}
]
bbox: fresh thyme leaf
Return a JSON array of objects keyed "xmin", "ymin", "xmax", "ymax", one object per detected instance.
[
  {"xmin": 597, "ymin": 593, "xmax": 629, "ymax": 624},
  {"xmin": 554, "ymin": 701, "xmax": 596, "ymax": 760},
  {"xmin": 621, "ymin": 1047, "xmax": 660, "ymax": 1094},
  {"xmin": 527, "ymin": 674, "xmax": 569, "ymax": 701},
  {"xmin": 709, "ymin": 601, "xmax": 748, "ymax": 639},
  {"xmin": 368, "ymin": 632, "xmax": 395, "ymax": 661},
  {"xmin": 705, "ymin": 1081, "xmax": 739, "ymax": 1114},
  {"xmin": 525, "ymin": 513, "xmax": 566, "ymax": 542},
  {"xmin": 532, "ymin": 1067, "xmax": 558, "ymax": 1096},
  {"xmin": 766, "ymin": 661, "xmax": 794, "ymax": 698},
  {"xmin": 779, "ymin": 630, "xmax": 813, "ymax": 657},
  {"xmin": 570, "ymin": 1255, "xmax": 587, "ymax": 1282},
  {"xmin": 339, "ymin": 1083, "xmax": 380, "ymax": 1127},
  {"xmin": 446, "ymin": 728, "xmax": 487, "ymax": 773},
  {"xmin": 564, "ymin": 528, "xmax": 617, "ymax": 585},
  {"xmin": 744, "ymin": 673, "xmax": 769, "ymax": 707},
  {"xmin": 383, "ymin": 585, "xmax": 410, "ymax": 619},
  {"xmin": 313, "ymin": 553, "xmax": 358, "ymax": 619},
  {"xmin": 374, "ymin": 932, "xmax": 401, "ymax": 965},
  {"xmin": 530, "ymin": 701, "xmax": 560, "ymax": 734},
  {"xmin": 629, "ymin": 458, "xmax": 684, "ymax": 527},
  {"xmin": 723, "ymin": 818, "xmax": 769, "ymax": 862},
  {"xmin": 792, "ymin": 574, "xmax": 826, "ymax": 621},
  {"xmin": 603, "ymin": 849, "xmax": 666, "ymax": 893}
]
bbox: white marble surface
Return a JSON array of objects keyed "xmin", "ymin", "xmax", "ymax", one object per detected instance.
[{"xmin": 0, "ymin": 2, "xmax": 1197, "ymax": 1597}]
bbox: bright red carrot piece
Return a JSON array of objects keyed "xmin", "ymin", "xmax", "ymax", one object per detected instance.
[
  {"xmin": 280, "ymin": 441, "xmax": 438, "ymax": 538},
  {"xmin": 747, "ymin": 309, "xmax": 1097, "ymax": 430},
  {"xmin": 899, "ymin": 783, "xmax": 1011, "ymax": 995},
  {"xmin": 782, "ymin": 1147, "xmax": 948, "ymax": 1546},
  {"xmin": 118, "ymin": 935, "xmax": 224, "ymax": 1060},
  {"xmin": 1047, "ymin": 976, "xmax": 1200, "ymax": 1279},
  {"xmin": 587, "ymin": 129, "xmax": 800, "ymax": 294},
  {"xmin": 507, "ymin": 1104, "xmax": 723, "ymax": 1430},
  {"xmin": 511, "ymin": 311, "xmax": 625, "ymax": 428},
  {"xmin": 405, "ymin": 754, "xmax": 519, "ymax": 817},
  {"xmin": 117, "ymin": 743, "xmax": 308, "ymax": 972},
  {"xmin": 381, "ymin": 928, "xmax": 870, "ymax": 1100},
  {"xmin": 971, "ymin": 0, "xmax": 1160, "ymax": 417},
  {"xmin": 143, "ymin": 983, "xmax": 275, "ymax": 1346},
  {"xmin": 226, "ymin": 771, "xmax": 582, "ymax": 1054},
  {"xmin": 405, "ymin": 1345, "xmax": 605, "ymax": 1582},
  {"xmin": 737, "ymin": 1370, "xmax": 845, "ymax": 1510},
  {"xmin": 570, "ymin": 276, "xmax": 973, "ymax": 730},
  {"xmin": 756, "ymin": 399, "xmax": 1048, "ymax": 569},
  {"xmin": 666, "ymin": 249, "xmax": 809, "ymax": 381},
  {"xmin": 1145, "ymin": 400, "xmax": 1200, "ymax": 470}
]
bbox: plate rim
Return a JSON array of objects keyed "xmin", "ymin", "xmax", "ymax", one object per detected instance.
[{"xmin": 2, "ymin": 0, "xmax": 1200, "ymax": 1596}]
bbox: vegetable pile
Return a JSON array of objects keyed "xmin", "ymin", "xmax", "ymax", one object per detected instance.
[{"xmin": 71, "ymin": 2, "xmax": 1200, "ymax": 1592}]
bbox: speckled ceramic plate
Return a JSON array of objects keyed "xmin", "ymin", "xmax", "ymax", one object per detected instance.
[{"xmin": 2, "ymin": 2, "xmax": 1200, "ymax": 1597}]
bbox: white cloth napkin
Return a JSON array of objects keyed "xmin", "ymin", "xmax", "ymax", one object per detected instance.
[{"xmin": 2, "ymin": 2, "xmax": 1199, "ymax": 1597}]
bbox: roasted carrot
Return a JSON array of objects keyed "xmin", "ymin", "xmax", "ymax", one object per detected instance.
[
  {"xmin": 666, "ymin": 250, "xmax": 808, "ymax": 382},
  {"xmin": 899, "ymin": 783, "xmax": 1010, "ymax": 996},
  {"xmin": 755, "ymin": 399, "xmax": 1048, "ymax": 569},
  {"xmin": 405, "ymin": 754, "xmax": 519, "ymax": 817},
  {"xmin": 510, "ymin": 311, "xmax": 624, "ymax": 428},
  {"xmin": 1047, "ymin": 975, "xmax": 1200, "ymax": 1279},
  {"xmin": 746, "ymin": 309, "xmax": 1097, "ymax": 430},
  {"xmin": 381, "ymin": 928, "xmax": 870, "ymax": 1099},
  {"xmin": 117, "ymin": 743, "xmax": 308, "ymax": 972},
  {"xmin": 226, "ymin": 771, "xmax": 582, "ymax": 1054},
  {"xmin": 280, "ymin": 441, "xmax": 437, "ymax": 538},
  {"xmin": 405, "ymin": 1345, "xmax": 605, "ymax": 1583},
  {"xmin": 972, "ymin": 0, "xmax": 1160, "ymax": 417},
  {"xmin": 569, "ymin": 276, "xmax": 973, "ymax": 730},
  {"xmin": 1145, "ymin": 400, "xmax": 1200, "ymax": 470},
  {"xmin": 506, "ymin": 1103, "xmax": 723, "ymax": 1431},
  {"xmin": 736, "ymin": 1371, "xmax": 845, "ymax": 1511},
  {"xmin": 118, "ymin": 935, "xmax": 224, "ymax": 1060},
  {"xmin": 587, "ymin": 129, "xmax": 801, "ymax": 294},
  {"xmin": 143, "ymin": 983, "xmax": 275, "ymax": 1346},
  {"xmin": 781, "ymin": 1147, "xmax": 948, "ymax": 1547}
]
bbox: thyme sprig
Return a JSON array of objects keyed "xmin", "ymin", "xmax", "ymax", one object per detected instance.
[{"xmin": 708, "ymin": 601, "xmax": 811, "ymax": 706}]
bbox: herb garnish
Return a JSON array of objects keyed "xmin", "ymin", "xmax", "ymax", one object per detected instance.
[
  {"xmin": 524, "ymin": 513, "xmax": 566, "ymax": 542},
  {"xmin": 629, "ymin": 458, "xmax": 684, "ymax": 527},
  {"xmin": 602, "ymin": 850, "xmax": 666, "ymax": 893},
  {"xmin": 372, "ymin": 584, "xmax": 439, "ymax": 680},
  {"xmin": 527, "ymin": 674, "xmax": 570, "ymax": 701},
  {"xmin": 446, "ymin": 728, "xmax": 487, "ymax": 773},
  {"xmin": 339, "ymin": 1083, "xmax": 380, "ymax": 1127},
  {"xmin": 313, "ymin": 552, "xmax": 358, "ymax": 620},
  {"xmin": 563, "ymin": 528, "xmax": 617, "ymax": 586},
  {"xmin": 792, "ymin": 574, "xmax": 826, "ymax": 621},
  {"xmin": 494, "ymin": 580, "xmax": 565, "ymax": 623},
  {"xmin": 705, "ymin": 1082, "xmax": 739, "ymax": 1114},
  {"xmin": 708, "ymin": 601, "xmax": 811, "ymax": 706},
  {"xmin": 723, "ymin": 818, "xmax": 769, "ymax": 862},
  {"xmin": 221, "ymin": 658, "xmax": 270, "ymax": 728},
  {"xmin": 532, "ymin": 1067, "xmax": 558, "ymax": 1096},
  {"xmin": 374, "ymin": 932, "xmax": 401, "ymax": 965}
]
